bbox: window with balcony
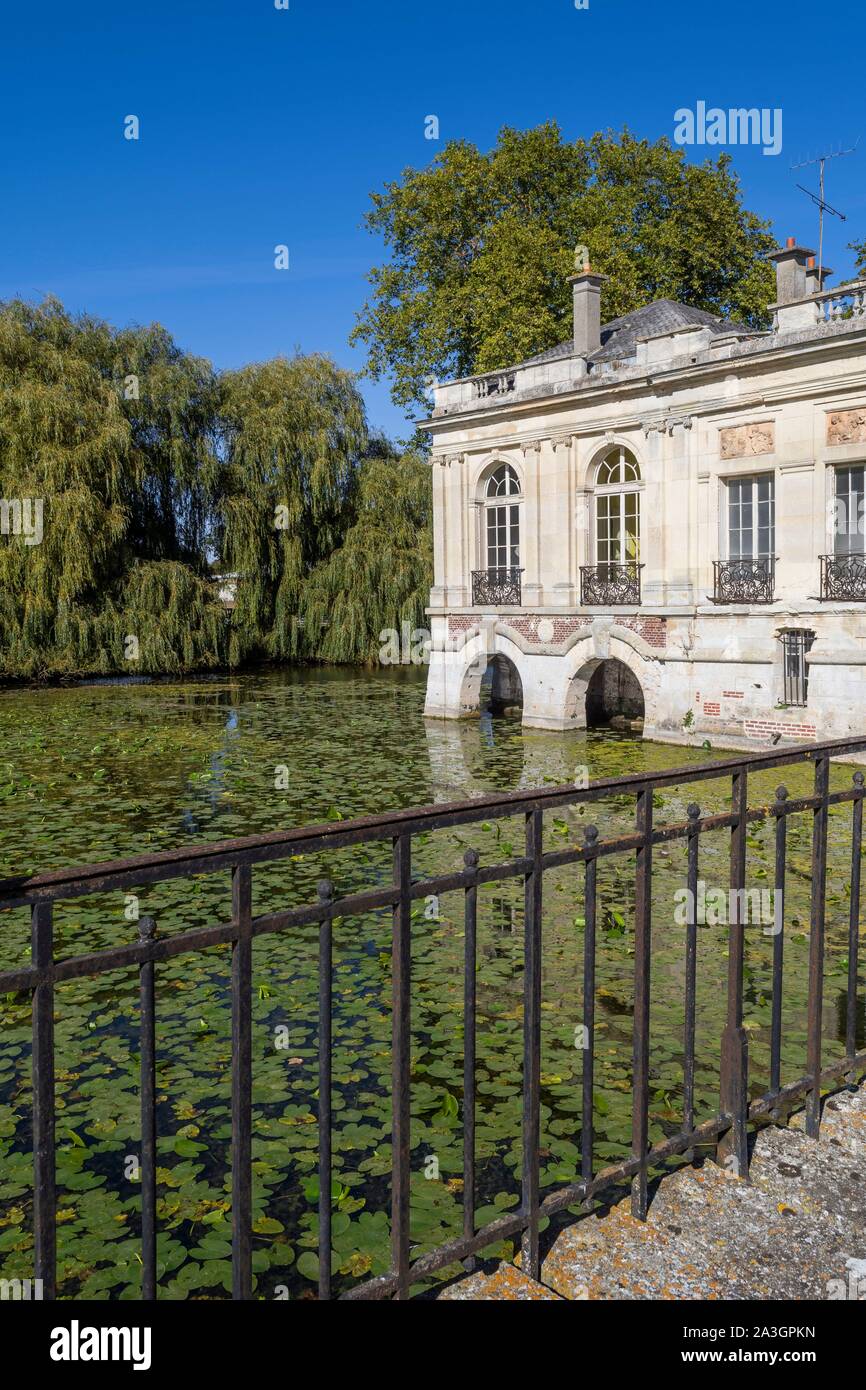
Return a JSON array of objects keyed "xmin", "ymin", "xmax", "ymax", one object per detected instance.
[
  {"xmin": 713, "ymin": 473, "xmax": 776, "ymax": 603},
  {"xmin": 484, "ymin": 463, "xmax": 521, "ymax": 570},
  {"xmin": 472, "ymin": 463, "xmax": 522, "ymax": 605},
  {"xmin": 833, "ymin": 465, "xmax": 865, "ymax": 556},
  {"xmin": 581, "ymin": 447, "xmax": 643, "ymax": 605},
  {"xmin": 821, "ymin": 465, "xmax": 866, "ymax": 600},
  {"xmin": 595, "ymin": 448, "xmax": 641, "ymax": 566}
]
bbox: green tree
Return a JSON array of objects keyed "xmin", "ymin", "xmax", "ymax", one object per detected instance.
[
  {"xmin": 0, "ymin": 299, "xmax": 432, "ymax": 680},
  {"xmin": 851, "ymin": 238, "xmax": 866, "ymax": 279},
  {"xmin": 110, "ymin": 322, "xmax": 221, "ymax": 570},
  {"xmin": 0, "ymin": 297, "xmax": 129, "ymax": 675},
  {"xmin": 0, "ymin": 298, "xmax": 225, "ymax": 677},
  {"xmin": 300, "ymin": 443, "xmax": 432, "ymax": 665},
  {"xmin": 217, "ymin": 354, "xmax": 368, "ymax": 665},
  {"xmin": 352, "ymin": 124, "xmax": 778, "ymax": 414}
]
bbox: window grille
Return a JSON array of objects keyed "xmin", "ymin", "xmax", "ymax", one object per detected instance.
[{"xmin": 779, "ymin": 629, "xmax": 814, "ymax": 707}]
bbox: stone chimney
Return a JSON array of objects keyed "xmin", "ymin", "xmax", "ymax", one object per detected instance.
[
  {"xmin": 768, "ymin": 237, "xmax": 815, "ymax": 305},
  {"xmin": 568, "ymin": 267, "xmax": 607, "ymax": 358},
  {"xmin": 804, "ymin": 254, "xmax": 833, "ymax": 296}
]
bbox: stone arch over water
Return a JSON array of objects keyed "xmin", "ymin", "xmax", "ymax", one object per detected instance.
[
  {"xmin": 564, "ymin": 651, "xmax": 648, "ymax": 730},
  {"xmin": 585, "ymin": 658, "xmax": 645, "ymax": 726},
  {"xmin": 480, "ymin": 653, "xmax": 523, "ymax": 714},
  {"xmin": 456, "ymin": 633, "xmax": 528, "ymax": 717}
]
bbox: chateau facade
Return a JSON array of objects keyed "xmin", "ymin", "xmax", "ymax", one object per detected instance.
[{"xmin": 421, "ymin": 242, "xmax": 866, "ymax": 749}]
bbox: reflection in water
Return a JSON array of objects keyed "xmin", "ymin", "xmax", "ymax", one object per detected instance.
[
  {"xmin": 479, "ymin": 709, "xmax": 495, "ymax": 750},
  {"xmin": 424, "ymin": 708, "xmax": 622, "ymax": 803},
  {"xmin": 182, "ymin": 701, "xmax": 241, "ymax": 836},
  {"xmin": 488, "ymin": 893, "xmax": 519, "ymax": 936},
  {"xmin": 0, "ymin": 664, "xmax": 857, "ymax": 877}
]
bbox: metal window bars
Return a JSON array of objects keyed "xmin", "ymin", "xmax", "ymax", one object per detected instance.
[{"xmin": 780, "ymin": 629, "xmax": 815, "ymax": 708}]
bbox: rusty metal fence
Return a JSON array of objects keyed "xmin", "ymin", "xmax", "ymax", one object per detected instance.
[{"xmin": 1, "ymin": 736, "xmax": 865, "ymax": 1300}]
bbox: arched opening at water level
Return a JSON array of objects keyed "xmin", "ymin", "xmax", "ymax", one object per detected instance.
[
  {"xmin": 479, "ymin": 654, "xmax": 523, "ymax": 717},
  {"xmin": 585, "ymin": 658, "xmax": 645, "ymax": 730}
]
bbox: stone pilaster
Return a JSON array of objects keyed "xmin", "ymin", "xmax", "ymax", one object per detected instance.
[{"xmin": 521, "ymin": 440, "xmax": 543, "ymax": 606}]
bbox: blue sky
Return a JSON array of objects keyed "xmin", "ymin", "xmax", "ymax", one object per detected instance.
[{"xmin": 2, "ymin": 0, "xmax": 862, "ymax": 442}]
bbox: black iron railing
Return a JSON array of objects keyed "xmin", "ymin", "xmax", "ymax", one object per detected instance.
[
  {"xmin": 471, "ymin": 567, "xmax": 521, "ymax": 606},
  {"xmin": 1, "ymin": 737, "xmax": 866, "ymax": 1300},
  {"xmin": 579, "ymin": 562, "xmax": 642, "ymax": 606},
  {"xmin": 820, "ymin": 554, "xmax": 866, "ymax": 602},
  {"xmin": 712, "ymin": 557, "xmax": 776, "ymax": 604}
]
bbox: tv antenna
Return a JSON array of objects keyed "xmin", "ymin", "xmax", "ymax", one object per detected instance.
[{"xmin": 791, "ymin": 139, "xmax": 859, "ymax": 283}]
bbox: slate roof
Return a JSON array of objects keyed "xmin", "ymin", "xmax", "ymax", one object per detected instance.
[{"xmin": 515, "ymin": 298, "xmax": 757, "ymax": 370}]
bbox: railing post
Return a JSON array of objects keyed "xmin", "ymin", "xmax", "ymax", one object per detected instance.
[
  {"xmin": 391, "ymin": 833, "xmax": 412, "ymax": 1299},
  {"xmin": 231, "ymin": 863, "xmax": 253, "ymax": 1300},
  {"xmin": 717, "ymin": 769, "xmax": 749, "ymax": 1179},
  {"xmin": 138, "ymin": 915, "xmax": 157, "ymax": 1301},
  {"xmin": 631, "ymin": 787, "xmax": 653, "ymax": 1220},
  {"xmin": 848, "ymin": 772, "xmax": 864, "ymax": 1083},
  {"xmin": 31, "ymin": 900, "xmax": 56, "ymax": 1300},
  {"xmin": 581, "ymin": 826, "xmax": 598, "ymax": 1189},
  {"xmin": 682, "ymin": 804, "xmax": 700, "ymax": 1138},
  {"xmin": 462, "ymin": 849, "xmax": 479, "ymax": 1272},
  {"xmin": 806, "ymin": 753, "xmax": 831, "ymax": 1138},
  {"xmin": 770, "ymin": 787, "xmax": 788, "ymax": 1099},
  {"xmin": 317, "ymin": 880, "xmax": 334, "ymax": 1301},
  {"xmin": 521, "ymin": 808, "xmax": 543, "ymax": 1277}
]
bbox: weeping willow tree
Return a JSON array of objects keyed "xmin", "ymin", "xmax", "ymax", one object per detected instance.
[
  {"xmin": 0, "ymin": 297, "xmax": 431, "ymax": 680},
  {"xmin": 110, "ymin": 322, "xmax": 221, "ymax": 570},
  {"xmin": 217, "ymin": 354, "xmax": 367, "ymax": 665},
  {"xmin": 299, "ymin": 446, "xmax": 432, "ymax": 664},
  {"xmin": 0, "ymin": 298, "xmax": 130, "ymax": 675},
  {"xmin": 0, "ymin": 298, "xmax": 226, "ymax": 677}
]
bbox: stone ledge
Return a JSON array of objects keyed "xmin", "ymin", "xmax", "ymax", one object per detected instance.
[
  {"xmin": 438, "ymin": 1262, "xmax": 563, "ymax": 1301},
  {"xmin": 436, "ymin": 1082, "xmax": 866, "ymax": 1301}
]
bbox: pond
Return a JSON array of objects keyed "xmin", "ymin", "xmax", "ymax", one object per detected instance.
[{"xmin": 0, "ymin": 667, "xmax": 862, "ymax": 1298}]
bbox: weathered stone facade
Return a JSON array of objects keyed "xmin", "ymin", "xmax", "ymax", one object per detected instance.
[{"xmin": 422, "ymin": 241, "xmax": 866, "ymax": 751}]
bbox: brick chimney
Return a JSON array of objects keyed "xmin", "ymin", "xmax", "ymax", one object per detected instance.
[
  {"xmin": 768, "ymin": 237, "xmax": 815, "ymax": 305},
  {"xmin": 568, "ymin": 267, "xmax": 607, "ymax": 358}
]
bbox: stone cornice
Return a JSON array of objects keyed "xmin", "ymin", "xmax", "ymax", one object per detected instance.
[
  {"xmin": 422, "ymin": 329, "xmax": 866, "ymax": 437},
  {"xmin": 427, "ymin": 371, "xmax": 866, "ymax": 460}
]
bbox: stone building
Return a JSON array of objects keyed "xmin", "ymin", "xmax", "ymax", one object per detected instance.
[{"xmin": 421, "ymin": 241, "xmax": 866, "ymax": 749}]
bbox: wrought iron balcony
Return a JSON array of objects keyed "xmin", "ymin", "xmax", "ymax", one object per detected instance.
[
  {"xmin": 712, "ymin": 557, "xmax": 776, "ymax": 604},
  {"xmin": 819, "ymin": 554, "xmax": 866, "ymax": 602},
  {"xmin": 471, "ymin": 567, "xmax": 522, "ymax": 606},
  {"xmin": 580, "ymin": 562, "xmax": 642, "ymax": 606}
]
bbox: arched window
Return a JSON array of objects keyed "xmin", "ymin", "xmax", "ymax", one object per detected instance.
[
  {"xmin": 594, "ymin": 447, "xmax": 641, "ymax": 568},
  {"xmin": 484, "ymin": 464, "xmax": 521, "ymax": 571}
]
